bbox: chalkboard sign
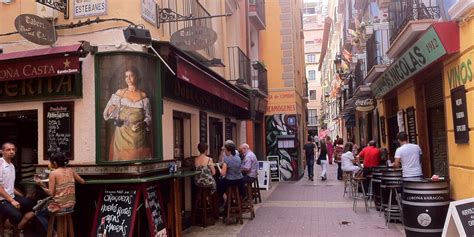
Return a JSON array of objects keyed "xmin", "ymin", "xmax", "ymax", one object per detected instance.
[
  {"xmin": 267, "ymin": 156, "xmax": 280, "ymax": 182},
  {"xmin": 199, "ymin": 111, "xmax": 207, "ymax": 143},
  {"xmin": 380, "ymin": 116, "xmax": 386, "ymax": 144},
  {"xmin": 92, "ymin": 188, "xmax": 140, "ymax": 237},
  {"xmin": 442, "ymin": 197, "xmax": 474, "ymax": 237},
  {"xmin": 225, "ymin": 117, "xmax": 232, "ymax": 141},
  {"xmin": 451, "ymin": 86, "xmax": 470, "ymax": 144},
  {"xmin": 43, "ymin": 101, "xmax": 74, "ymax": 160},
  {"xmin": 144, "ymin": 184, "xmax": 167, "ymax": 237},
  {"xmin": 406, "ymin": 107, "xmax": 417, "ymax": 144}
]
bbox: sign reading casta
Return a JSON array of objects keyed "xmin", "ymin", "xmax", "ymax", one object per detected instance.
[
  {"xmin": 355, "ymin": 97, "xmax": 376, "ymax": 111},
  {"xmin": 14, "ymin": 14, "xmax": 57, "ymax": 45},
  {"xmin": 170, "ymin": 26, "xmax": 217, "ymax": 51}
]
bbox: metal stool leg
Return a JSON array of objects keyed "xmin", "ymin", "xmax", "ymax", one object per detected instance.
[
  {"xmin": 386, "ymin": 188, "xmax": 393, "ymax": 226},
  {"xmin": 361, "ymin": 181, "xmax": 368, "ymax": 212},
  {"xmin": 395, "ymin": 189, "xmax": 403, "ymax": 225}
]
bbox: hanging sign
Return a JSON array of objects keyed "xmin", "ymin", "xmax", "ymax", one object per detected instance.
[
  {"xmin": 355, "ymin": 97, "xmax": 376, "ymax": 112},
  {"xmin": 170, "ymin": 26, "xmax": 218, "ymax": 51},
  {"xmin": 14, "ymin": 14, "xmax": 57, "ymax": 45},
  {"xmin": 141, "ymin": 0, "xmax": 157, "ymax": 26},
  {"xmin": 451, "ymin": 85, "xmax": 470, "ymax": 143}
]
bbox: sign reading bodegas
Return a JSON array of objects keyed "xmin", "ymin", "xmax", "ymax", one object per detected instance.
[{"xmin": 371, "ymin": 26, "xmax": 449, "ymax": 98}]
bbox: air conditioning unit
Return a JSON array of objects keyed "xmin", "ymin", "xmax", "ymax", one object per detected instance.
[{"xmin": 36, "ymin": 3, "xmax": 58, "ymax": 19}]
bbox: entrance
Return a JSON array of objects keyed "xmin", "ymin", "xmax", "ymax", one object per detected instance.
[
  {"xmin": 208, "ymin": 117, "xmax": 223, "ymax": 162},
  {"xmin": 0, "ymin": 110, "xmax": 38, "ymax": 182}
]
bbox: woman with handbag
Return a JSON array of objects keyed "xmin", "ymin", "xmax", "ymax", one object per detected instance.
[{"xmin": 318, "ymin": 140, "xmax": 328, "ymax": 181}]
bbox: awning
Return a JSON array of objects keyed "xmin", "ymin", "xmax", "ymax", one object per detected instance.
[
  {"xmin": 318, "ymin": 17, "xmax": 333, "ymax": 71},
  {"xmin": 0, "ymin": 44, "xmax": 83, "ymax": 82},
  {"xmin": 371, "ymin": 21, "xmax": 459, "ymax": 98}
]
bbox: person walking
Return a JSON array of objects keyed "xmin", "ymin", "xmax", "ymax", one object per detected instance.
[
  {"xmin": 326, "ymin": 136, "xmax": 334, "ymax": 165},
  {"xmin": 334, "ymin": 138, "xmax": 344, "ymax": 180},
  {"xmin": 393, "ymin": 131, "xmax": 423, "ymax": 178},
  {"xmin": 303, "ymin": 137, "xmax": 316, "ymax": 181},
  {"xmin": 318, "ymin": 140, "xmax": 328, "ymax": 181}
]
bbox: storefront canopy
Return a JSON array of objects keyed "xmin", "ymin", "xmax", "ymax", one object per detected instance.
[
  {"xmin": 370, "ymin": 21, "xmax": 459, "ymax": 99},
  {"xmin": 0, "ymin": 44, "xmax": 84, "ymax": 82}
]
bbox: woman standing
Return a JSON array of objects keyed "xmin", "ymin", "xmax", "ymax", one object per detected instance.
[
  {"xmin": 334, "ymin": 138, "xmax": 344, "ymax": 180},
  {"xmin": 326, "ymin": 136, "xmax": 334, "ymax": 164},
  {"xmin": 103, "ymin": 66, "xmax": 152, "ymax": 161},
  {"xmin": 318, "ymin": 140, "xmax": 328, "ymax": 181}
]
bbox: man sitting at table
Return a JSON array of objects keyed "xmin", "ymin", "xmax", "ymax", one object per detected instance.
[
  {"xmin": 239, "ymin": 144, "xmax": 258, "ymax": 184},
  {"xmin": 0, "ymin": 142, "xmax": 35, "ymax": 233}
]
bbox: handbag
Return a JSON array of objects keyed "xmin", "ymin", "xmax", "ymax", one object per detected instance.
[{"xmin": 316, "ymin": 154, "xmax": 321, "ymax": 165}]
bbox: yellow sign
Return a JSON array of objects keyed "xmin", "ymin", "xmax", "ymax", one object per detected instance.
[
  {"xmin": 268, "ymin": 91, "xmax": 295, "ymax": 101},
  {"xmin": 266, "ymin": 103, "xmax": 297, "ymax": 114}
]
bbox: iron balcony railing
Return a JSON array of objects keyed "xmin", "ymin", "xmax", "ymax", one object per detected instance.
[
  {"xmin": 249, "ymin": 0, "xmax": 266, "ymax": 29},
  {"xmin": 228, "ymin": 46, "xmax": 252, "ymax": 87},
  {"xmin": 251, "ymin": 61, "xmax": 268, "ymax": 96},
  {"xmin": 389, "ymin": 0, "xmax": 440, "ymax": 43},
  {"xmin": 366, "ymin": 27, "xmax": 390, "ymax": 72}
]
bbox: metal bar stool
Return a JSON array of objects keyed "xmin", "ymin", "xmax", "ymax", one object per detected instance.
[
  {"xmin": 352, "ymin": 176, "xmax": 369, "ymax": 212},
  {"xmin": 241, "ymin": 182, "xmax": 255, "ymax": 220},
  {"xmin": 342, "ymin": 171, "xmax": 353, "ymax": 197},
  {"xmin": 252, "ymin": 176, "xmax": 262, "ymax": 204},
  {"xmin": 365, "ymin": 173, "xmax": 374, "ymax": 208},
  {"xmin": 383, "ymin": 184, "xmax": 403, "ymax": 226}
]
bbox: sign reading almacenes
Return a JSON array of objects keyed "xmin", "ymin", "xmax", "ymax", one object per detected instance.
[{"xmin": 371, "ymin": 22, "xmax": 459, "ymax": 98}]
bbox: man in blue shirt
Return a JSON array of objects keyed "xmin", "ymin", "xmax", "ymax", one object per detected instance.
[{"xmin": 239, "ymin": 144, "xmax": 258, "ymax": 183}]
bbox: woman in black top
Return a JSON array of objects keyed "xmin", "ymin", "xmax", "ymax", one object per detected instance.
[{"xmin": 318, "ymin": 140, "xmax": 328, "ymax": 181}]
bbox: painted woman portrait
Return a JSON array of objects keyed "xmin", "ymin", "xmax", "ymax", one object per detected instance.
[{"xmin": 102, "ymin": 64, "xmax": 152, "ymax": 161}]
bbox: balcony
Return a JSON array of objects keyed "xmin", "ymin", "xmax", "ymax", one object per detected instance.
[
  {"xmin": 389, "ymin": 0, "xmax": 440, "ymax": 44},
  {"xmin": 249, "ymin": 0, "xmax": 266, "ymax": 30},
  {"xmin": 228, "ymin": 46, "xmax": 252, "ymax": 89},
  {"xmin": 251, "ymin": 61, "xmax": 268, "ymax": 96},
  {"xmin": 365, "ymin": 25, "xmax": 390, "ymax": 83}
]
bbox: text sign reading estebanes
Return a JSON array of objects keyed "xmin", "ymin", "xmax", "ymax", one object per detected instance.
[
  {"xmin": 44, "ymin": 101, "xmax": 74, "ymax": 159},
  {"xmin": 14, "ymin": 14, "xmax": 57, "ymax": 45},
  {"xmin": 73, "ymin": 0, "xmax": 107, "ymax": 18},
  {"xmin": 95, "ymin": 189, "xmax": 139, "ymax": 237}
]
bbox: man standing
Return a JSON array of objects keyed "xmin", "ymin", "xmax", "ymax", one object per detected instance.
[
  {"xmin": 240, "ymin": 144, "xmax": 258, "ymax": 183},
  {"xmin": 0, "ymin": 142, "xmax": 35, "ymax": 232},
  {"xmin": 393, "ymin": 132, "xmax": 423, "ymax": 178},
  {"xmin": 357, "ymin": 140, "xmax": 381, "ymax": 189},
  {"xmin": 303, "ymin": 137, "xmax": 316, "ymax": 181}
]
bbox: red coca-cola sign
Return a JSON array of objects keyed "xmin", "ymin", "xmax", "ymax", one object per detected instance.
[{"xmin": 355, "ymin": 97, "xmax": 376, "ymax": 112}]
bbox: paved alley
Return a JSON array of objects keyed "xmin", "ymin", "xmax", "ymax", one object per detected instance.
[{"xmin": 184, "ymin": 164, "xmax": 405, "ymax": 237}]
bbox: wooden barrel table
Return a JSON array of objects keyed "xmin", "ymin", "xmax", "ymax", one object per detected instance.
[
  {"xmin": 402, "ymin": 178, "xmax": 450, "ymax": 237},
  {"xmin": 371, "ymin": 166, "xmax": 388, "ymax": 211},
  {"xmin": 380, "ymin": 168, "xmax": 403, "ymax": 223}
]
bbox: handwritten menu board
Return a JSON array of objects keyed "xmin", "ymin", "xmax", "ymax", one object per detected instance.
[
  {"xmin": 406, "ymin": 107, "xmax": 417, "ymax": 144},
  {"xmin": 443, "ymin": 197, "xmax": 474, "ymax": 237},
  {"xmin": 267, "ymin": 156, "xmax": 280, "ymax": 182},
  {"xmin": 451, "ymin": 86, "xmax": 470, "ymax": 144},
  {"xmin": 43, "ymin": 102, "xmax": 74, "ymax": 159},
  {"xmin": 144, "ymin": 185, "xmax": 167, "ymax": 237},
  {"xmin": 455, "ymin": 202, "xmax": 474, "ymax": 236},
  {"xmin": 199, "ymin": 111, "xmax": 207, "ymax": 143},
  {"xmin": 92, "ymin": 188, "xmax": 140, "ymax": 237}
]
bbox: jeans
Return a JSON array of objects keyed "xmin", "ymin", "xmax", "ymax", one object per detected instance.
[
  {"xmin": 36, "ymin": 206, "xmax": 74, "ymax": 231},
  {"xmin": 320, "ymin": 160, "xmax": 328, "ymax": 178},
  {"xmin": 0, "ymin": 196, "xmax": 34, "ymax": 225},
  {"xmin": 336, "ymin": 162, "xmax": 343, "ymax": 180},
  {"xmin": 307, "ymin": 158, "xmax": 314, "ymax": 178}
]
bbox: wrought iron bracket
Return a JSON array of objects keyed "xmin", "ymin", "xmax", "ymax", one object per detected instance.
[{"xmin": 157, "ymin": 6, "xmax": 231, "ymax": 28}]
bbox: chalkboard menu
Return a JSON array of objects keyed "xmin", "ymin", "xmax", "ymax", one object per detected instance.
[
  {"xmin": 455, "ymin": 202, "xmax": 474, "ymax": 236},
  {"xmin": 199, "ymin": 111, "xmax": 207, "ymax": 143},
  {"xmin": 380, "ymin": 116, "xmax": 386, "ymax": 144},
  {"xmin": 144, "ymin": 185, "xmax": 167, "ymax": 236},
  {"xmin": 451, "ymin": 86, "xmax": 470, "ymax": 144},
  {"xmin": 267, "ymin": 156, "xmax": 280, "ymax": 181},
  {"xmin": 43, "ymin": 101, "xmax": 74, "ymax": 159},
  {"xmin": 225, "ymin": 117, "xmax": 232, "ymax": 141},
  {"xmin": 92, "ymin": 188, "xmax": 140, "ymax": 237},
  {"xmin": 406, "ymin": 107, "xmax": 417, "ymax": 144}
]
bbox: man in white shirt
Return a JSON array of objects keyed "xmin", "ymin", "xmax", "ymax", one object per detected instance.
[
  {"xmin": 393, "ymin": 132, "xmax": 423, "ymax": 178},
  {"xmin": 0, "ymin": 142, "xmax": 35, "ymax": 231}
]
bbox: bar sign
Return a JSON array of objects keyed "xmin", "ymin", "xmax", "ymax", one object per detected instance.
[{"xmin": 451, "ymin": 85, "xmax": 469, "ymax": 144}]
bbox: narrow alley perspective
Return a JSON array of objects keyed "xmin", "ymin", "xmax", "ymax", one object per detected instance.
[{"xmin": 185, "ymin": 164, "xmax": 405, "ymax": 237}]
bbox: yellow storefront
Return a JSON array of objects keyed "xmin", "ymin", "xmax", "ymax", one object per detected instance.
[{"xmin": 443, "ymin": 9, "xmax": 474, "ymax": 200}]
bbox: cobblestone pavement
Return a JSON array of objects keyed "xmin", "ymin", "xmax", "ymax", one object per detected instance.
[{"xmin": 184, "ymin": 163, "xmax": 405, "ymax": 237}]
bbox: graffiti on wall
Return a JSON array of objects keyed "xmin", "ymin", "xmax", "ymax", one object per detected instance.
[{"xmin": 265, "ymin": 114, "xmax": 301, "ymax": 181}]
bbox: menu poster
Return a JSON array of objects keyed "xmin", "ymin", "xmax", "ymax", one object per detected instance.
[
  {"xmin": 267, "ymin": 156, "xmax": 280, "ymax": 182},
  {"xmin": 199, "ymin": 111, "xmax": 207, "ymax": 143},
  {"xmin": 380, "ymin": 116, "xmax": 386, "ymax": 144},
  {"xmin": 442, "ymin": 197, "xmax": 474, "ymax": 237},
  {"xmin": 406, "ymin": 107, "xmax": 417, "ymax": 144},
  {"xmin": 91, "ymin": 188, "xmax": 140, "ymax": 237},
  {"xmin": 144, "ymin": 184, "xmax": 167, "ymax": 237},
  {"xmin": 451, "ymin": 86, "xmax": 470, "ymax": 144},
  {"xmin": 43, "ymin": 101, "xmax": 74, "ymax": 159}
]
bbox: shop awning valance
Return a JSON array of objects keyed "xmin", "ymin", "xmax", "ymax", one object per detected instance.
[{"xmin": 0, "ymin": 44, "xmax": 83, "ymax": 82}]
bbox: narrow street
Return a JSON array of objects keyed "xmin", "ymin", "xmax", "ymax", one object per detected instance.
[{"xmin": 184, "ymin": 164, "xmax": 405, "ymax": 237}]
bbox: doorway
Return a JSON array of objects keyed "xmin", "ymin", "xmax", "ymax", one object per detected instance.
[{"xmin": 208, "ymin": 117, "xmax": 223, "ymax": 162}]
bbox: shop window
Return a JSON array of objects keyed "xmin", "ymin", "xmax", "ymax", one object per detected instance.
[
  {"xmin": 308, "ymin": 70, "xmax": 316, "ymax": 80},
  {"xmin": 173, "ymin": 111, "xmax": 191, "ymax": 160},
  {"xmin": 97, "ymin": 53, "xmax": 162, "ymax": 163}
]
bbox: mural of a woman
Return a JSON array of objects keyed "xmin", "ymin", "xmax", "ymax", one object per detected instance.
[{"xmin": 103, "ymin": 66, "xmax": 152, "ymax": 161}]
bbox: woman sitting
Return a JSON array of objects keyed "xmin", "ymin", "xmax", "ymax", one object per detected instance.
[
  {"xmin": 194, "ymin": 143, "xmax": 216, "ymax": 193},
  {"xmin": 216, "ymin": 141, "xmax": 244, "ymax": 200},
  {"xmin": 341, "ymin": 142, "xmax": 361, "ymax": 175},
  {"xmin": 35, "ymin": 152, "xmax": 85, "ymax": 231}
]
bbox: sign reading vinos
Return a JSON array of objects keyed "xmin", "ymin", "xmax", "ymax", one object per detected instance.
[
  {"xmin": 14, "ymin": 14, "xmax": 57, "ymax": 45},
  {"xmin": 170, "ymin": 26, "xmax": 218, "ymax": 51},
  {"xmin": 355, "ymin": 97, "xmax": 376, "ymax": 112},
  {"xmin": 371, "ymin": 27, "xmax": 447, "ymax": 98}
]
